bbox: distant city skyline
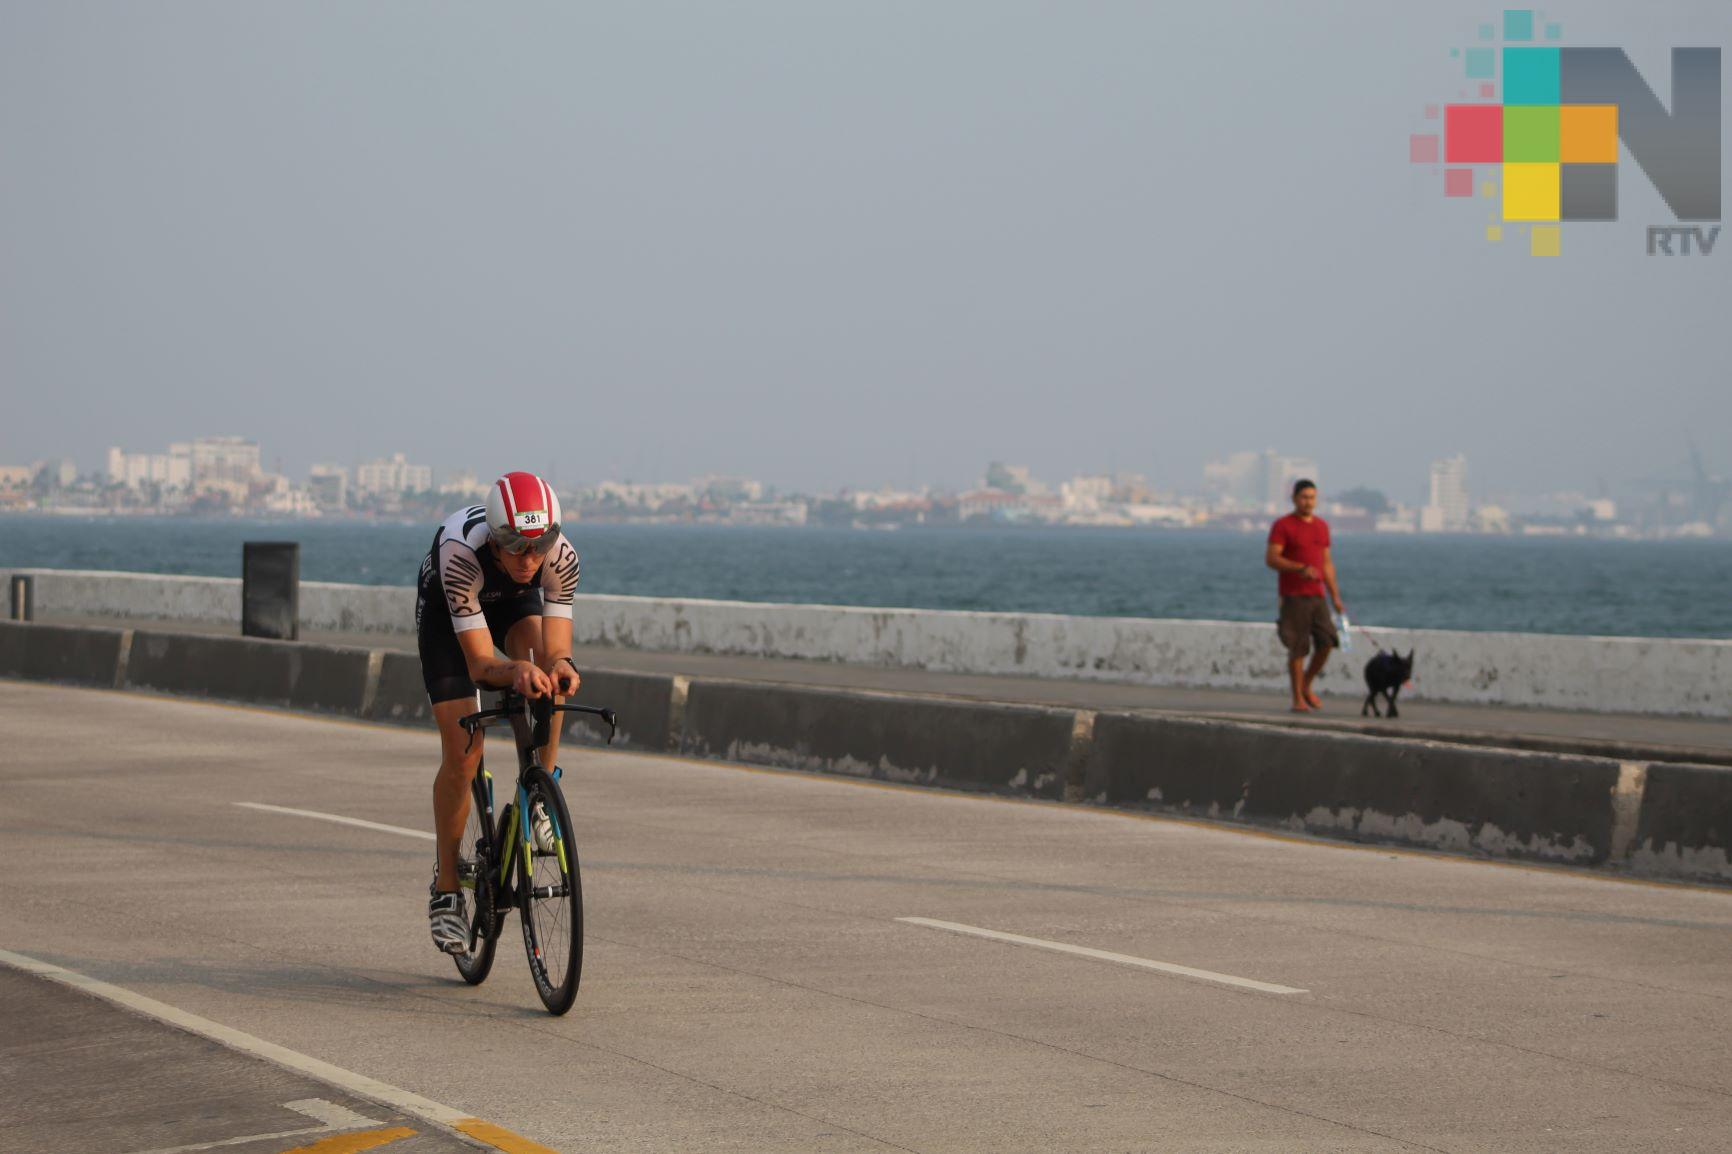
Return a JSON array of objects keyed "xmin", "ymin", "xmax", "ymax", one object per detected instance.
[
  {"xmin": 5, "ymin": 430, "xmax": 1723, "ymax": 539},
  {"xmin": 3, "ymin": 5, "xmax": 1729, "ymax": 504},
  {"xmin": 52, "ymin": 432, "xmax": 1729, "ymax": 510}
]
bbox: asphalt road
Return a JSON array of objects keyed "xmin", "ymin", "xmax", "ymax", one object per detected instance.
[{"xmin": 3, "ymin": 680, "xmax": 1731, "ymax": 1153}]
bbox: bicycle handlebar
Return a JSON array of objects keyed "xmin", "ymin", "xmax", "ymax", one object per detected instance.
[{"xmin": 459, "ymin": 695, "xmax": 618, "ymax": 748}]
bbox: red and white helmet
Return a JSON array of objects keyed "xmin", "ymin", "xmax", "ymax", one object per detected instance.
[{"xmin": 485, "ymin": 471, "xmax": 562, "ymax": 555}]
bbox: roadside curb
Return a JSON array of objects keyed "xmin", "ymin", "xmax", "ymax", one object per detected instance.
[{"xmin": 4, "ymin": 619, "xmax": 1728, "ymax": 887}]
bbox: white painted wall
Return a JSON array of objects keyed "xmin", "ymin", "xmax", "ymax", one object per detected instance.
[{"xmin": 5, "ymin": 568, "xmax": 1728, "ymax": 717}]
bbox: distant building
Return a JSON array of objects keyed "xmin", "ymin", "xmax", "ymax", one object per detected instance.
[
  {"xmin": 984, "ymin": 462, "xmax": 1040, "ymax": 495},
  {"xmin": 0, "ymin": 464, "xmax": 33, "ymax": 507},
  {"xmin": 1265, "ymin": 453, "xmax": 1318, "ymax": 506},
  {"xmin": 592, "ymin": 481, "xmax": 696, "ymax": 511},
  {"xmin": 355, "ymin": 453, "xmax": 433, "ymax": 499},
  {"xmin": 1203, "ymin": 450, "xmax": 1318, "ymax": 509},
  {"xmin": 1424, "ymin": 455, "xmax": 1469, "ymax": 532},
  {"xmin": 33, "ymin": 458, "xmax": 79, "ymax": 489},
  {"xmin": 959, "ymin": 489, "xmax": 1062, "ymax": 522},
  {"xmin": 192, "ymin": 436, "xmax": 261, "ymax": 486},
  {"xmin": 1121, "ymin": 503, "xmax": 1194, "ymax": 527},
  {"xmin": 307, "ymin": 464, "xmax": 350, "ymax": 512},
  {"xmin": 697, "ymin": 476, "xmax": 764, "ymax": 504},
  {"xmin": 1061, "ymin": 475, "xmax": 1114, "ymax": 512},
  {"xmin": 1376, "ymin": 508, "xmax": 1419, "ymax": 533},
  {"xmin": 437, "ymin": 470, "xmax": 488, "ymax": 500},
  {"xmin": 107, "ymin": 444, "xmax": 193, "ymax": 491},
  {"xmin": 848, "ymin": 487, "xmax": 926, "ymax": 511},
  {"xmin": 260, "ymin": 474, "xmax": 320, "ymax": 517},
  {"xmin": 1474, "ymin": 504, "xmax": 1512, "ymax": 534},
  {"xmin": 727, "ymin": 501, "xmax": 808, "ymax": 526},
  {"xmin": 1202, "ymin": 451, "xmax": 1262, "ymax": 505}
]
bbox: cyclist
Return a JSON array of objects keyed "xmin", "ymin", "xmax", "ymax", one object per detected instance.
[{"xmin": 417, "ymin": 471, "xmax": 582, "ymax": 954}]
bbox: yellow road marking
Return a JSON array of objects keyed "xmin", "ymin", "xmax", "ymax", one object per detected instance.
[
  {"xmin": 281, "ymin": 1128, "xmax": 416, "ymax": 1153},
  {"xmin": 457, "ymin": 1117, "xmax": 562, "ymax": 1153}
]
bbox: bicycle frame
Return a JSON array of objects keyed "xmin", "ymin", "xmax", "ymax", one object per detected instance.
[{"xmin": 459, "ymin": 693, "xmax": 616, "ymax": 907}]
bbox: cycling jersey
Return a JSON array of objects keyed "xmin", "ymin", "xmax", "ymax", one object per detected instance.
[
  {"xmin": 426, "ymin": 504, "xmax": 578, "ymax": 633},
  {"xmin": 414, "ymin": 505, "xmax": 581, "ymax": 704}
]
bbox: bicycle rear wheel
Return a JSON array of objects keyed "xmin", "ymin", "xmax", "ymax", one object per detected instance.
[
  {"xmin": 517, "ymin": 765, "xmax": 583, "ymax": 1014},
  {"xmin": 453, "ymin": 765, "xmax": 501, "ymax": 985}
]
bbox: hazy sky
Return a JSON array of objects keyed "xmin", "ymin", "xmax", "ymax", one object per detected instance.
[{"xmin": 2, "ymin": 1, "xmax": 1727, "ymax": 503}]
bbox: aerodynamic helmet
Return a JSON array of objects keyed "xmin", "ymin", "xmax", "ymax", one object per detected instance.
[{"xmin": 484, "ymin": 471, "xmax": 562, "ymax": 555}]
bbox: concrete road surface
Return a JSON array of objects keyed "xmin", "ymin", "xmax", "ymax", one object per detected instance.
[{"xmin": 3, "ymin": 680, "xmax": 1731, "ymax": 1153}]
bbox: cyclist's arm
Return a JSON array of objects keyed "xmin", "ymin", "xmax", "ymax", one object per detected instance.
[
  {"xmin": 540, "ymin": 614, "xmax": 577, "ymax": 683},
  {"xmin": 456, "ymin": 628, "xmax": 538, "ymax": 691},
  {"xmin": 538, "ymin": 536, "xmax": 581, "ymax": 692}
]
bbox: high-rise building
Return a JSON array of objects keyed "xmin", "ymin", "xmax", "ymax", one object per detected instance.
[
  {"xmin": 1424, "ymin": 455, "xmax": 1469, "ymax": 532},
  {"xmin": 355, "ymin": 453, "xmax": 433, "ymax": 498},
  {"xmin": 1203, "ymin": 450, "xmax": 1318, "ymax": 508},
  {"xmin": 1203, "ymin": 451, "xmax": 1263, "ymax": 505},
  {"xmin": 191, "ymin": 437, "xmax": 261, "ymax": 485},
  {"xmin": 307, "ymin": 464, "xmax": 349, "ymax": 512},
  {"xmin": 1264, "ymin": 453, "xmax": 1319, "ymax": 507},
  {"xmin": 107, "ymin": 443, "xmax": 194, "ymax": 490}
]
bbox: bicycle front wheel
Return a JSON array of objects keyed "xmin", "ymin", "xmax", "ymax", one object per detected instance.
[
  {"xmin": 517, "ymin": 765, "xmax": 583, "ymax": 1014},
  {"xmin": 453, "ymin": 764, "xmax": 500, "ymax": 985}
]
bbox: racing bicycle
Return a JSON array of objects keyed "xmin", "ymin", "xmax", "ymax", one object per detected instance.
[{"xmin": 451, "ymin": 689, "xmax": 616, "ymax": 1015}]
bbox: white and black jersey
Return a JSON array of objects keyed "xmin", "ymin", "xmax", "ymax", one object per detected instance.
[
  {"xmin": 425, "ymin": 504, "xmax": 579, "ymax": 634},
  {"xmin": 413, "ymin": 505, "xmax": 581, "ymax": 704}
]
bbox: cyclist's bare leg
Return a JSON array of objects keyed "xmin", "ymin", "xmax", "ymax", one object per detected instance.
[
  {"xmin": 503, "ymin": 615, "xmax": 566, "ymax": 771},
  {"xmin": 432, "ymin": 697, "xmax": 482, "ymax": 893}
]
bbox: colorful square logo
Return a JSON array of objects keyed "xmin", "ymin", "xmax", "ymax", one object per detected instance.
[{"xmin": 1410, "ymin": 11, "xmax": 1723, "ymax": 256}]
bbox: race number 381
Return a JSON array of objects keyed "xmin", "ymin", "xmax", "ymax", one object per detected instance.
[{"xmin": 515, "ymin": 510, "xmax": 546, "ymax": 530}]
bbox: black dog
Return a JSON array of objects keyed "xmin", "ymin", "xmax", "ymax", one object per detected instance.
[{"xmin": 1362, "ymin": 649, "xmax": 1415, "ymax": 718}]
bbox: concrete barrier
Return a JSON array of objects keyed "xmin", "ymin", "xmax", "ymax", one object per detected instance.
[
  {"xmin": 361, "ymin": 655, "xmax": 673, "ymax": 752},
  {"xmin": 564, "ymin": 670, "xmax": 675, "ymax": 752},
  {"xmin": 4, "ymin": 567, "xmax": 1729, "ymax": 717},
  {"xmin": 6, "ymin": 619, "xmax": 1732, "ymax": 886},
  {"xmin": 0, "ymin": 620, "xmax": 126, "ymax": 688},
  {"xmin": 680, "ymin": 679, "xmax": 1076, "ymax": 798},
  {"xmin": 366, "ymin": 651, "xmax": 434, "ymax": 727},
  {"xmin": 0, "ymin": 620, "xmax": 20, "ymax": 677},
  {"xmin": 123, "ymin": 630, "xmax": 373, "ymax": 715},
  {"xmin": 1630, "ymin": 763, "xmax": 1732, "ymax": 884},
  {"xmin": 1083, "ymin": 713, "xmax": 1621, "ymax": 865}
]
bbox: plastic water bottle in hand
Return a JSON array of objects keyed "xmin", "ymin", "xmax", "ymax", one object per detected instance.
[{"xmin": 1337, "ymin": 612, "xmax": 1352, "ymax": 653}]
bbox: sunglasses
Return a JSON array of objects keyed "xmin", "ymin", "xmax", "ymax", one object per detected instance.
[{"xmin": 496, "ymin": 533, "xmax": 559, "ymax": 557}]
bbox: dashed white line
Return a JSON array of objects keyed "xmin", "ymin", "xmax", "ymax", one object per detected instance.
[
  {"xmin": 234, "ymin": 802, "xmax": 433, "ymax": 841},
  {"xmin": 897, "ymin": 917, "xmax": 1308, "ymax": 995}
]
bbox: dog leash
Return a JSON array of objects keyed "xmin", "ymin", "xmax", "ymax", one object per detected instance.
[{"xmin": 1356, "ymin": 623, "xmax": 1395, "ymax": 653}]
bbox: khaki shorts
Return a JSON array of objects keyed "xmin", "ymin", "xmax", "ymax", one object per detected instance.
[{"xmin": 1277, "ymin": 596, "xmax": 1338, "ymax": 659}]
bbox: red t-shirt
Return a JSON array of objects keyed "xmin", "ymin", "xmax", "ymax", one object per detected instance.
[{"xmin": 1268, "ymin": 514, "xmax": 1330, "ymax": 598}]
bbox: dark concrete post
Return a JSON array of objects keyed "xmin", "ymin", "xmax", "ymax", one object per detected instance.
[
  {"xmin": 242, "ymin": 542, "xmax": 300, "ymax": 641},
  {"xmin": 8, "ymin": 574, "xmax": 32, "ymax": 622}
]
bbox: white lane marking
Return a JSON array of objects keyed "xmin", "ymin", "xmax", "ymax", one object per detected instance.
[
  {"xmin": 127, "ymin": 1126, "xmax": 327, "ymax": 1154},
  {"xmin": 126, "ymin": 1097, "xmax": 381, "ymax": 1154},
  {"xmin": 234, "ymin": 802, "xmax": 433, "ymax": 841},
  {"xmin": 286, "ymin": 1097, "xmax": 382, "ymax": 1128},
  {"xmin": 897, "ymin": 917, "xmax": 1308, "ymax": 995},
  {"xmin": 0, "ymin": 947, "xmax": 468, "ymax": 1127}
]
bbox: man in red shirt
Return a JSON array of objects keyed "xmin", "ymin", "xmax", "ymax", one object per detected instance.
[{"xmin": 1265, "ymin": 479, "xmax": 1346, "ymax": 712}]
